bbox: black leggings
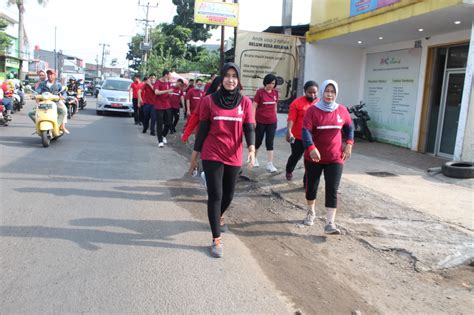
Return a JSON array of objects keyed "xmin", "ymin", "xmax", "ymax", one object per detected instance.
[
  {"xmin": 286, "ymin": 139, "xmax": 305, "ymax": 173},
  {"xmin": 255, "ymin": 123, "xmax": 277, "ymax": 151},
  {"xmin": 304, "ymin": 160, "xmax": 343, "ymax": 208},
  {"xmin": 155, "ymin": 108, "xmax": 171, "ymax": 142},
  {"xmin": 202, "ymin": 160, "xmax": 241, "ymax": 238},
  {"xmin": 132, "ymin": 98, "xmax": 140, "ymax": 123},
  {"xmin": 170, "ymin": 108, "xmax": 180, "ymax": 131}
]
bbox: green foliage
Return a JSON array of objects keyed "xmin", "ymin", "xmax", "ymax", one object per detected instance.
[
  {"xmin": 0, "ymin": 19, "xmax": 12, "ymax": 52},
  {"xmin": 126, "ymin": 1, "xmax": 219, "ymax": 76},
  {"xmin": 172, "ymin": 0, "xmax": 217, "ymax": 42}
]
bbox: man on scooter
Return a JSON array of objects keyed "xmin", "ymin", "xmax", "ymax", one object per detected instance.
[
  {"xmin": 1, "ymin": 78, "xmax": 13, "ymax": 121},
  {"xmin": 30, "ymin": 69, "xmax": 69, "ymax": 134}
]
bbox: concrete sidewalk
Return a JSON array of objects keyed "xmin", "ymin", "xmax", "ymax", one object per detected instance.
[{"xmin": 245, "ymin": 134, "xmax": 473, "ymax": 270}]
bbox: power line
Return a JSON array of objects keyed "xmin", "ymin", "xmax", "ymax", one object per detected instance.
[{"xmin": 136, "ymin": 1, "xmax": 159, "ymax": 72}]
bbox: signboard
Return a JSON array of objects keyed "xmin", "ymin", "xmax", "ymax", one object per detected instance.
[
  {"xmin": 194, "ymin": 0, "xmax": 239, "ymax": 27},
  {"xmin": 5, "ymin": 58, "xmax": 20, "ymax": 69},
  {"xmin": 235, "ymin": 30, "xmax": 299, "ymax": 101},
  {"xmin": 363, "ymin": 48, "xmax": 421, "ymax": 148},
  {"xmin": 350, "ymin": 0, "xmax": 401, "ymax": 17}
]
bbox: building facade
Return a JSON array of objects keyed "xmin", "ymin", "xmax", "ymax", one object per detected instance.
[{"xmin": 306, "ymin": 0, "xmax": 473, "ymax": 161}]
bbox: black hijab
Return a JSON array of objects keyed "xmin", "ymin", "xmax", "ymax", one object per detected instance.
[
  {"xmin": 205, "ymin": 75, "xmax": 221, "ymax": 96},
  {"xmin": 212, "ymin": 63, "xmax": 243, "ymax": 109}
]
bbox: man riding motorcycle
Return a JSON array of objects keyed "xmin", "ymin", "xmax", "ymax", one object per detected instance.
[
  {"xmin": 1, "ymin": 78, "xmax": 13, "ymax": 121},
  {"xmin": 29, "ymin": 69, "xmax": 70, "ymax": 134},
  {"xmin": 66, "ymin": 77, "xmax": 80, "ymax": 115}
]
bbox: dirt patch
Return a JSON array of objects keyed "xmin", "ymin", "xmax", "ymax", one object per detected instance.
[{"xmin": 166, "ymin": 134, "xmax": 474, "ymax": 314}]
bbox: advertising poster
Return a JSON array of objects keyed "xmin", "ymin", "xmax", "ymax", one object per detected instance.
[
  {"xmin": 363, "ymin": 48, "xmax": 421, "ymax": 148},
  {"xmin": 194, "ymin": 0, "xmax": 239, "ymax": 27},
  {"xmin": 235, "ymin": 30, "xmax": 299, "ymax": 101},
  {"xmin": 350, "ymin": 0, "xmax": 401, "ymax": 17}
]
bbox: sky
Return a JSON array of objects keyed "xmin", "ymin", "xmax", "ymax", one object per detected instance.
[{"xmin": 3, "ymin": 0, "xmax": 311, "ymax": 67}]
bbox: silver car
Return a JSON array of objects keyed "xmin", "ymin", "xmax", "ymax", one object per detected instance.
[{"xmin": 96, "ymin": 78, "xmax": 133, "ymax": 116}]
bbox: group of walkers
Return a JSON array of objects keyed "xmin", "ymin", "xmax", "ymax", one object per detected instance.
[{"xmin": 130, "ymin": 63, "xmax": 354, "ymax": 258}]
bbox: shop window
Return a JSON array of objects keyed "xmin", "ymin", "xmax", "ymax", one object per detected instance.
[{"xmin": 447, "ymin": 45, "xmax": 468, "ymax": 69}]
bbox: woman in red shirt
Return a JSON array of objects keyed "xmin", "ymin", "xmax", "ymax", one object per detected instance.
[
  {"xmin": 285, "ymin": 81, "xmax": 319, "ymax": 181},
  {"xmin": 302, "ymin": 80, "xmax": 354, "ymax": 234},
  {"xmin": 189, "ymin": 63, "xmax": 255, "ymax": 258},
  {"xmin": 252, "ymin": 74, "xmax": 279, "ymax": 172}
]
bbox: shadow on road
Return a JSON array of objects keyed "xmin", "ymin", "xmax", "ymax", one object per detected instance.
[{"xmin": 0, "ymin": 218, "xmax": 209, "ymax": 254}]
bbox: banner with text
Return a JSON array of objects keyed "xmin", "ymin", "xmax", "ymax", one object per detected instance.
[
  {"xmin": 194, "ymin": 0, "xmax": 239, "ymax": 27},
  {"xmin": 363, "ymin": 48, "xmax": 421, "ymax": 148},
  {"xmin": 235, "ymin": 30, "xmax": 299, "ymax": 101}
]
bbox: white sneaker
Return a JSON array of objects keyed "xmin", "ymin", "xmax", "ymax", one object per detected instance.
[
  {"xmin": 158, "ymin": 142, "xmax": 164, "ymax": 148},
  {"xmin": 163, "ymin": 137, "xmax": 167, "ymax": 144},
  {"xmin": 303, "ymin": 210, "xmax": 315, "ymax": 226},
  {"xmin": 266, "ymin": 162, "xmax": 277, "ymax": 173},
  {"xmin": 254, "ymin": 158, "xmax": 260, "ymax": 168}
]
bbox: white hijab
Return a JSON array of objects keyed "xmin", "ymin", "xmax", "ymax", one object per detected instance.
[{"xmin": 315, "ymin": 79, "xmax": 339, "ymax": 112}]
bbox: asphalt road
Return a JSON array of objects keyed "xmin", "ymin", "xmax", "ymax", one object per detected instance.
[{"xmin": 0, "ymin": 98, "xmax": 291, "ymax": 313}]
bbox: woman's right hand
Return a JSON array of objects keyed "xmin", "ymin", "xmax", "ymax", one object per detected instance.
[
  {"xmin": 189, "ymin": 151, "xmax": 199, "ymax": 174},
  {"xmin": 309, "ymin": 147, "xmax": 321, "ymax": 162},
  {"xmin": 286, "ymin": 131, "xmax": 294, "ymax": 143}
]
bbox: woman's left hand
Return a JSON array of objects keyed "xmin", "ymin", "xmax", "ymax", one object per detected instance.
[
  {"xmin": 342, "ymin": 144, "xmax": 352, "ymax": 161},
  {"xmin": 247, "ymin": 150, "xmax": 255, "ymax": 169}
]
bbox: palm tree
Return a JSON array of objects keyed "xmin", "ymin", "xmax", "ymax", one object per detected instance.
[{"xmin": 7, "ymin": 0, "xmax": 47, "ymax": 78}]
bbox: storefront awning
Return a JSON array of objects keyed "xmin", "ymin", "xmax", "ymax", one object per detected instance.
[{"xmin": 308, "ymin": 2, "xmax": 472, "ymax": 47}]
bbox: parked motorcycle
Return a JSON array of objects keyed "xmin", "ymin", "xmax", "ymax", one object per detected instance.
[
  {"xmin": 65, "ymin": 90, "xmax": 78, "ymax": 119},
  {"xmin": 34, "ymin": 92, "xmax": 64, "ymax": 147},
  {"xmin": 348, "ymin": 101, "xmax": 373, "ymax": 142}
]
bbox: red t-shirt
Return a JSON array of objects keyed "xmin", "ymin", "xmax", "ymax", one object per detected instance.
[
  {"xmin": 169, "ymin": 87, "xmax": 183, "ymax": 109},
  {"xmin": 186, "ymin": 88, "xmax": 204, "ymax": 113},
  {"xmin": 141, "ymin": 83, "xmax": 155, "ymax": 105},
  {"xmin": 130, "ymin": 82, "xmax": 143, "ymax": 99},
  {"xmin": 204, "ymin": 82, "xmax": 211, "ymax": 93},
  {"xmin": 153, "ymin": 80, "xmax": 171, "ymax": 110},
  {"xmin": 303, "ymin": 105, "xmax": 353, "ymax": 164},
  {"xmin": 253, "ymin": 88, "xmax": 278, "ymax": 124},
  {"xmin": 199, "ymin": 95, "xmax": 255, "ymax": 166},
  {"xmin": 287, "ymin": 96, "xmax": 319, "ymax": 140}
]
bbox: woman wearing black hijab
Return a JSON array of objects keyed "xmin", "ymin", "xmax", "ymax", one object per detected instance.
[{"xmin": 189, "ymin": 63, "xmax": 256, "ymax": 258}]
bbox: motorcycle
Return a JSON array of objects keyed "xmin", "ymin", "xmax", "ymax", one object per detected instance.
[
  {"xmin": 12, "ymin": 93, "xmax": 22, "ymax": 112},
  {"xmin": 348, "ymin": 101, "xmax": 374, "ymax": 142},
  {"xmin": 0, "ymin": 104, "xmax": 11, "ymax": 126},
  {"xmin": 77, "ymin": 88, "xmax": 87, "ymax": 110},
  {"xmin": 65, "ymin": 90, "xmax": 78, "ymax": 119},
  {"xmin": 34, "ymin": 92, "xmax": 64, "ymax": 147}
]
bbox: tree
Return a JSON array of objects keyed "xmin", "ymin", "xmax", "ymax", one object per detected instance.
[
  {"xmin": 126, "ymin": 0, "xmax": 219, "ymax": 75},
  {"xmin": 0, "ymin": 19, "xmax": 12, "ymax": 52},
  {"xmin": 7, "ymin": 0, "xmax": 48, "ymax": 78},
  {"xmin": 172, "ymin": 0, "xmax": 217, "ymax": 42}
]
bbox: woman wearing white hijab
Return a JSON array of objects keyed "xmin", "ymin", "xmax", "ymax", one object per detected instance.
[{"xmin": 301, "ymin": 80, "xmax": 354, "ymax": 234}]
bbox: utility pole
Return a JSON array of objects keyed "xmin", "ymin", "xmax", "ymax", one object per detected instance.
[
  {"xmin": 233, "ymin": 0, "xmax": 238, "ymax": 63},
  {"xmin": 282, "ymin": 0, "xmax": 293, "ymax": 35},
  {"xmin": 136, "ymin": 1, "xmax": 158, "ymax": 73},
  {"xmin": 54, "ymin": 26, "xmax": 57, "ymax": 74},
  {"xmin": 99, "ymin": 43, "xmax": 110, "ymax": 79}
]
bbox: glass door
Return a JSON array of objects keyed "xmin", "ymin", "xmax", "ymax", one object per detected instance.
[{"xmin": 436, "ymin": 70, "xmax": 465, "ymax": 158}]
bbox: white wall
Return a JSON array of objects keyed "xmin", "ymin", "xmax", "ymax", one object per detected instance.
[
  {"xmin": 461, "ymin": 83, "xmax": 474, "ymax": 161},
  {"xmin": 304, "ymin": 43, "xmax": 364, "ymax": 107},
  {"xmin": 364, "ymin": 29, "xmax": 471, "ymax": 150}
]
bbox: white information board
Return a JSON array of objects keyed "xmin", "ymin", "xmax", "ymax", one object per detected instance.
[{"xmin": 363, "ymin": 48, "xmax": 421, "ymax": 148}]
